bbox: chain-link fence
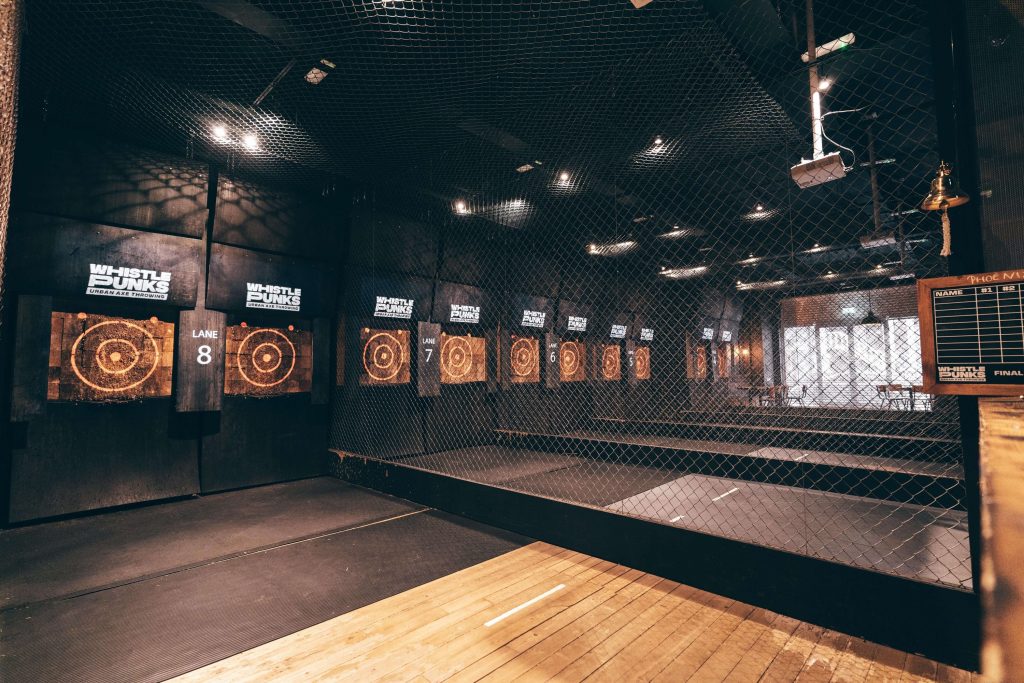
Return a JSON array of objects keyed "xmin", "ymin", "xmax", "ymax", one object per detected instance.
[{"xmin": 18, "ymin": 0, "xmax": 970, "ymax": 588}]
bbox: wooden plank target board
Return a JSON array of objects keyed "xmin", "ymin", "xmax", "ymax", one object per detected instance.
[
  {"xmin": 559, "ymin": 340, "xmax": 587, "ymax": 382},
  {"xmin": 224, "ymin": 325, "xmax": 312, "ymax": 396},
  {"xmin": 48, "ymin": 312, "xmax": 174, "ymax": 402},
  {"xmin": 509, "ymin": 334, "xmax": 540, "ymax": 384},
  {"xmin": 635, "ymin": 345, "xmax": 651, "ymax": 380},
  {"xmin": 918, "ymin": 268, "xmax": 1024, "ymax": 395},
  {"xmin": 359, "ymin": 327, "xmax": 411, "ymax": 386},
  {"xmin": 440, "ymin": 332, "xmax": 487, "ymax": 384},
  {"xmin": 599, "ymin": 343, "xmax": 622, "ymax": 381}
]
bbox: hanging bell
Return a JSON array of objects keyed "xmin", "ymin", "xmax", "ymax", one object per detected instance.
[
  {"xmin": 920, "ymin": 161, "xmax": 970, "ymax": 257},
  {"xmin": 921, "ymin": 161, "xmax": 970, "ymax": 211}
]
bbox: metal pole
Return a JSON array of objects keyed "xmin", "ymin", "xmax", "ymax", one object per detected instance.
[{"xmin": 0, "ymin": 0, "xmax": 22, "ymax": 336}]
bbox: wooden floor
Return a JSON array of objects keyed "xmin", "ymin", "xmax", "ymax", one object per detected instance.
[{"xmin": 172, "ymin": 542, "xmax": 975, "ymax": 682}]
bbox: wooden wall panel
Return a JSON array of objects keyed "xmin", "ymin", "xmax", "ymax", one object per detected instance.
[{"xmin": 175, "ymin": 308, "xmax": 227, "ymax": 412}]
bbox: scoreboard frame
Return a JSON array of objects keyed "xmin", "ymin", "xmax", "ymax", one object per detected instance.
[{"xmin": 918, "ymin": 268, "xmax": 1024, "ymax": 396}]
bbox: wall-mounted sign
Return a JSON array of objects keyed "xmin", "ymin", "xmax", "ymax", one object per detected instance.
[
  {"xmin": 208, "ymin": 243, "xmax": 333, "ymax": 317},
  {"xmin": 246, "ymin": 283, "xmax": 302, "ymax": 312},
  {"xmin": 511, "ymin": 294, "xmax": 553, "ymax": 332},
  {"xmin": 433, "ymin": 282, "xmax": 488, "ymax": 325},
  {"xmin": 353, "ymin": 272, "xmax": 432, "ymax": 322},
  {"xmin": 557, "ymin": 300, "xmax": 592, "ymax": 336},
  {"xmin": 640, "ymin": 327, "xmax": 654, "ymax": 342},
  {"xmin": 86, "ymin": 264, "xmax": 172, "ymax": 301},
  {"xmin": 374, "ymin": 295, "xmax": 415, "ymax": 319},
  {"xmin": 702, "ymin": 327, "xmax": 715, "ymax": 341},
  {"xmin": 522, "ymin": 309, "xmax": 547, "ymax": 328},
  {"xmin": 918, "ymin": 269, "xmax": 1024, "ymax": 395},
  {"xmin": 610, "ymin": 324, "xmax": 628, "ymax": 339},
  {"xmin": 7, "ymin": 214, "xmax": 200, "ymax": 307},
  {"xmin": 721, "ymin": 330, "xmax": 733, "ymax": 342},
  {"xmin": 450, "ymin": 304, "xmax": 481, "ymax": 324}
]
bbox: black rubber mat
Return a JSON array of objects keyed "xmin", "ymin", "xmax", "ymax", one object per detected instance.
[
  {"xmin": 0, "ymin": 477, "xmax": 418, "ymax": 609},
  {"xmin": 0, "ymin": 509, "xmax": 528, "ymax": 683},
  {"xmin": 502, "ymin": 461, "xmax": 682, "ymax": 506},
  {"xmin": 399, "ymin": 446, "xmax": 584, "ymax": 484}
]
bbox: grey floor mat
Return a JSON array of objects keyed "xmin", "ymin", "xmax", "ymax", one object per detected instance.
[
  {"xmin": 0, "ymin": 509, "xmax": 528, "ymax": 683},
  {"xmin": 0, "ymin": 477, "xmax": 418, "ymax": 609},
  {"xmin": 399, "ymin": 446, "xmax": 584, "ymax": 484}
]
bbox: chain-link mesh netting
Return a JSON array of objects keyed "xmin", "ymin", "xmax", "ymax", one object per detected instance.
[{"xmin": 19, "ymin": 1, "xmax": 969, "ymax": 588}]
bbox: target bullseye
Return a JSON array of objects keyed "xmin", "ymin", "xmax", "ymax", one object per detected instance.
[
  {"xmin": 442, "ymin": 335, "xmax": 474, "ymax": 379},
  {"xmin": 511, "ymin": 337, "xmax": 538, "ymax": 377}
]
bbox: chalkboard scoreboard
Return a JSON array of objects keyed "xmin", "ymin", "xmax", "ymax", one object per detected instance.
[{"xmin": 918, "ymin": 269, "xmax": 1024, "ymax": 395}]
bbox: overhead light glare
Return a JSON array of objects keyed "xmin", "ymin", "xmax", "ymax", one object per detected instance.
[
  {"xmin": 242, "ymin": 134, "xmax": 259, "ymax": 151},
  {"xmin": 587, "ymin": 240, "xmax": 637, "ymax": 257},
  {"xmin": 211, "ymin": 124, "xmax": 228, "ymax": 141},
  {"xmin": 559, "ymin": 171, "xmax": 570, "ymax": 182},
  {"xmin": 659, "ymin": 226, "xmax": 704, "ymax": 239},
  {"xmin": 737, "ymin": 279, "xmax": 788, "ymax": 291},
  {"xmin": 659, "ymin": 265, "xmax": 708, "ymax": 280},
  {"xmin": 818, "ymin": 78, "xmax": 832, "ymax": 91},
  {"xmin": 515, "ymin": 163, "xmax": 534, "ymax": 173},
  {"xmin": 653, "ymin": 136, "xmax": 663, "ymax": 146},
  {"xmin": 454, "ymin": 200, "xmax": 469, "ymax": 215}
]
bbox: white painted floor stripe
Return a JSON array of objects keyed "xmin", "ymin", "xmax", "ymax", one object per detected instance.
[
  {"xmin": 711, "ymin": 487, "xmax": 740, "ymax": 502},
  {"xmin": 484, "ymin": 584, "xmax": 565, "ymax": 627}
]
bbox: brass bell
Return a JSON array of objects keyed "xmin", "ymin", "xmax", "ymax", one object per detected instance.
[
  {"xmin": 920, "ymin": 161, "xmax": 969, "ymax": 257},
  {"xmin": 921, "ymin": 161, "xmax": 969, "ymax": 211}
]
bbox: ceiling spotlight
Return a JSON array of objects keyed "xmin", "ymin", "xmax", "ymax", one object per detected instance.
[
  {"xmin": 660, "ymin": 265, "xmax": 708, "ymax": 280},
  {"xmin": 559, "ymin": 171, "xmax": 570, "ymax": 182},
  {"xmin": 515, "ymin": 163, "xmax": 534, "ymax": 173},
  {"xmin": 242, "ymin": 134, "xmax": 259, "ymax": 151},
  {"xmin": 212, "ymin": 124, "xmax": 228, "ymax": 141},
  {"xmin": 818, "ymin": 78, "xmax": 832, "ymax": 91},
  {"xmin": 454, "ymin": 200, "xmax": 469, "ymax": 215},
  {"xmin": 756, "ymin": 204, "xmax": 764, "ymax": 212},
  {"xmin": 654, "ymin": 136, "xmax": 663, "ymax": 145},
  {"xmin": 587, "ymin": 240, "xmax": 637, "ymax": 257}
]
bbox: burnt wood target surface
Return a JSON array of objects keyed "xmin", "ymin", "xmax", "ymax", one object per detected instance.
[
  {"xmin": 635, "ymin": 345, "xmax": 651, "ymax": 381},
  {"xmin": 600, "ymin": 344, "xmax": 622, "ymax": 381},
  {"xmin": 359, "ymin": 328, "xmax": 411, "ymax": 386},
  {"xmin": 49, "ymin": 312, "xmax": 174, "ymax": 402},
  {"xmin": 509, "ymin": 335, "xmax": 540, "ymax": 384},
  {"xmin": 440, "ymin": 333, "xmax": 487, "ymax": 384},
  {"xmin": 225, "ymin": 325, "xmax": 312, "ymax": 396},
  {"xmin": 559, "ymin": 340, "xmax": 587, "ymax": 382}
]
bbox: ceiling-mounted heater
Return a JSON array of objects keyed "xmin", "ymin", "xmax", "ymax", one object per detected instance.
[{"xmin": 790, "ymin": 0, "xmax": 851, "ymax": 188}]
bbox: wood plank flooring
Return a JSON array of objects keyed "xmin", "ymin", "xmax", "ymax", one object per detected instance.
[{"xmin": 172, "ymin": 541, "xmax": 976, "ymax": 682}]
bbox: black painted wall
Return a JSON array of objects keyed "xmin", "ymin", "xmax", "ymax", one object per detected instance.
[{"xmin": 2, "ymin": 125, "xmax": 345, "ymax": 522}]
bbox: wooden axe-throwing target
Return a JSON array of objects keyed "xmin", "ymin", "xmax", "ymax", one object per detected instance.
[
  {"xmin": 509, "ymin": 335, "xmax": 540, "ymax": 384},
  {"xmin": 600, "ymin": 344, "xmax": 622, "ymax": 381},
  {"xmin": 225, "ymin": 325, "xmax": 312, "ymax": 396},
  {"xmin": 559, "ymin": 340, "xmax": 586, "ymax": 382},
  {"xmin": 634, "ymin": 345, "xmax": 651, "ymax": 380},
  {"xmin": 441, "ymin": 333, "xmax": 486, "ymax": 384},
  {"xmin": 48, "ymin": 312, "xmax": 174, "ymax": 402},
  {"xmin": 359, "ymin": 328, "xmax": 411, "ymax": 386}
]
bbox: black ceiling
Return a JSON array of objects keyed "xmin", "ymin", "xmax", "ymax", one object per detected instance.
[{"xmin": 16, "ymin": 0, "xmax": 948, "ymax": 290}]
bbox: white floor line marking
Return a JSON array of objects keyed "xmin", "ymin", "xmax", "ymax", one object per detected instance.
[
  {"xmin": 484, "ymin": 584, "xmax": 565, "ymax": 627},
  {"xmin": 711, "ymin": 487, "xmax": 740, "ymax": 502},
  {"xmin": 670, "ymin": 515, "xmax": 686, "ymax": 522}
]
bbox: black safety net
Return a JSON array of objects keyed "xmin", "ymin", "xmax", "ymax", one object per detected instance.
[{"xmin": 18, "ymin": 0, "xmax": 970, "ymax": 588}]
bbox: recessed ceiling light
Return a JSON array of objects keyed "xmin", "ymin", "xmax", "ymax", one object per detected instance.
[
  {"xmin": 454, "ymin": 200, "xmax": 469, "ymax": 215},
  {"xmin": 559, "ymin": 171, "xmax": 570, "ymax": 182},
  {"xmin": 654, "ymin": 136, "xmax": 663, "ymax": 145},
  {"xmin": 756, "ymin": 204, "xmax": 764, "ymax": 212},
  {"xmin": 660, "ymin": 265, "xmax": 708, "ymax": 279},
  {"xmin": 515, "ymin": 163, "xmax": 534, "ymax": 173},
  {"xmin": 212, "ymin": 124, "xmax": 228, "ymax": 141},
  {"xmin": 242, "ymin": 134, "xmax": 259, "ymax": 151},
  {"xmin": 587, "ymin": 240, "xmax": 637, "ymax": 257},
  {"xmin": 818, "ymin": 78, "xmax": 832, "ymax": 91}
]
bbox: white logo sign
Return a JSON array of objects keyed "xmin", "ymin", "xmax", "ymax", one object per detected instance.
[
  {"xmin": 640, "ymin": 327, "xmax": 654, "ymax": 341},
  {"xmin": 567, "ymin": 315, "xmax": 588, "ymax": 332},
  {"xmin": 702, "ymin": 327, "xmax": 715, "ymax": 340},
  {"xmin": 450, "ymin": 304, "xmax": 481, "ymax": 324},
  {"xmin": 610, "ymin": 324, "xmax": 627, "ymax": 339},
  {"xmin": 939, "ymin": 365, "xmax": 986, "ymax": 382},
  {"xmin": 247, "ymin": 283, "xmax": 302, "ymax": 311},
  {"xmin": 373, "ymin": 296, "xmax": 414, "ymax": 319},
  {"xmin": 721, "ymin": 330, "xmax": 733, "ymax": 342},
  {"xmin": 86, "ymin": 263, "xmax": 171, "ymax": 300},
  {"xmin": 522, "ymin": 309, "xmax": 546, "ymax": 328}
]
